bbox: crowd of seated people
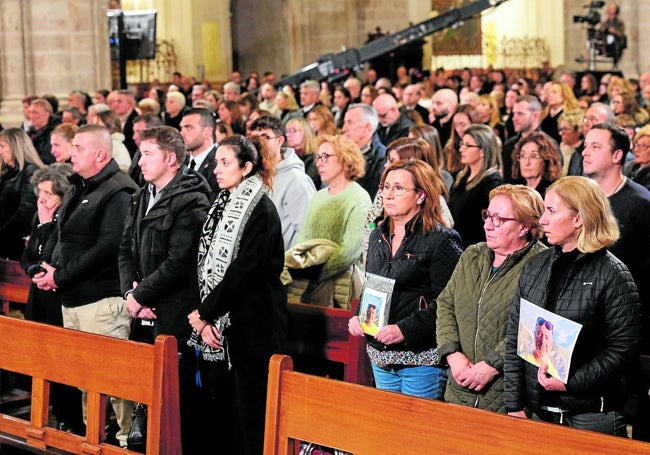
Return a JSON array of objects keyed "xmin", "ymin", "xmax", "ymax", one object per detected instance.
[{"xmin": 3, "ymin": 60, "xmax": 650, "ymax": 451}]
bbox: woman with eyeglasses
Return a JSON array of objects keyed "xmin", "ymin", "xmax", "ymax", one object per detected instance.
[
  {"xmin": 448, "ymin": 124, "xmax": 504, "ymax": 248},
  {"xmin": 437, "ymin": 184, "xmax": 546, "ymax": 412},
  {"xmin": 504, "ymin": 176, "xmax": 641, "ymax": 436},
  {"xmin": 623, "ymin": 125, "xmax": 650, "ymax": 191},
  {"xmin": 511, "ymin": 131, "xmax": 562, "ymax": 196},
  {"xmin": 349, "ymin": 159, "xmax": 463, "ymax": 399},
  {"xmin": 286, "ymin": 134, "xmax": 371, "ymax": 308}
]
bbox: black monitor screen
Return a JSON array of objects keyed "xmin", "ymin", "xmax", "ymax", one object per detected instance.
[{"xmin": 108, "ymin": 9, "xmax": 157, "ymax": 61}]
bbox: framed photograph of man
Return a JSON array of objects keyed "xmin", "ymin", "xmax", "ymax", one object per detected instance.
[
  {"xmin": 359, "ymin": 273, "xmax": 395, "ymax": 336},
  {"xmin": 517, "ymin": 298, "xmax": 582, "ymax": 384}
]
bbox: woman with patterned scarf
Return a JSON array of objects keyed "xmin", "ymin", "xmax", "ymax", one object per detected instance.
[{"xmin": 188, "ymin": 134, "xmax": 287, "ymax": 455}]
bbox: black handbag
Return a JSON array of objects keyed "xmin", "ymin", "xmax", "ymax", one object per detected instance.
[{"xmin": 127, "ymin": 402, "xmax": 147, "ymax": 453}]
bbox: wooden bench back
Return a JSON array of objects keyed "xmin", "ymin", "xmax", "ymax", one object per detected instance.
[
  {"xmin": 0, "ymin": 316, "xmax": 181, "ymax": 455},
  {"xmin": 264, "ymin": 354, "xmax": 650, "ymax": 455},
  {"xmin": 285, "ymin": 301, "xmax": 372, "ymax": 385},
  {"xmin": 0, "ymin": 259, "xmax": 30, "ymax": 314}
]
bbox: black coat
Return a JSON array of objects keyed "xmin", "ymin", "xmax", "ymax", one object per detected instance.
[
  {"xmin": 197, "ymin": 194, "xmax": 287, "ymax": 366},
  {"xmin": 0, "ymin": 162, "xmax": 39, "ymax": 260},
  {"xmin": 43, "ymin": 160, "xmax": 138, "ymax": 306},
  {"xmin": 119, "ymin": 168, "xmax": 210, "ymax": 342},
  {"xmin": 365, "ymin": 217, "xmax": 463, "ymax": 352},
  {"xmin": 504, "ymin": 247, "xmax": 642, "ymax": 414},
  {"xmin": 448, "ymin": 171, "xmax": 504, "ymax": 248},
  {"xmin": 21, "ymin": 216, "xmax": 63, "ymax": 325},
  {"xmin": 29, "ymin": 119, "xmax": 59, "ymax": 165}
]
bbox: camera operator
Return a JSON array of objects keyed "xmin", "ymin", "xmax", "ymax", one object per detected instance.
[{"xmin": 600, "ymin": 3, "xmax": 626, "ymax": 66}]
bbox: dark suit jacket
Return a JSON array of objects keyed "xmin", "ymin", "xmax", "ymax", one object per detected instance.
[
  {"xmin": 194, "ymin": 145, "xmax": 219, "ymax": 195},
  {"xmin": 377, "ymin": 113, "xmax": 415, "ymax": 147}
]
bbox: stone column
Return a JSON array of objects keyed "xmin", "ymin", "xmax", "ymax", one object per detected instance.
[{"xmin": 0, "ymin": 0, "xmax": 112, "ymax": 127}]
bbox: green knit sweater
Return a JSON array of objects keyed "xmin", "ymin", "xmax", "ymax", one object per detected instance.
[{"xmin": 297, "ymin": 182, "xmax": 372, "ymax": 281}]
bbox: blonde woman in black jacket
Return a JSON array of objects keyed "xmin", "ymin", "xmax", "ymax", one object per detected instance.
[{"xmin": 504, "ymin": 176, "xmax": 641, "ymax": 436}]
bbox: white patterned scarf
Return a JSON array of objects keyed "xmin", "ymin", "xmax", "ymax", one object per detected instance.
[{"xmin": 188, "ymin": 174, "xmax": 266, "ymax": 362}]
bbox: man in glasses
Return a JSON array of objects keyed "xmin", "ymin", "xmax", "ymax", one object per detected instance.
[{"xmin": 249, "ymin": 115, "xmax": 315, "ymax": 249}]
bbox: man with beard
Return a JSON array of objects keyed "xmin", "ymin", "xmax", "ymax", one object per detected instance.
[{"xmin": 430, "ymin": 88, "xmax": 458, "ymax": 147}]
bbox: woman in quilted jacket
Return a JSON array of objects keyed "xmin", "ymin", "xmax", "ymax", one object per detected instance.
[
  {"xmin": 437, "ymin": 184, "xmax": 546, "ymax": 412},
  {"xmin": 504, "ymin": 176, "xmax": 641, "ymax": 436}
]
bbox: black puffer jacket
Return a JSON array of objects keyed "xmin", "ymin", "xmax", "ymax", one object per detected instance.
[
  {"xmin": 504, "ymin": 246, "xmax": 642, "ymax": 414},
  {"xmin": 0, "ymin": 162, "xmax": 39, "ymax": 260},
  {"xmin": 119, "ymin": 168, "xmax": 210, "ymax": 342},
  {"xmin": 365, "ymin": 217, "xmax": 463, "ymax": 352},
  {"xmin": 43, "ymin": 160, "xmax": 138, "ymax": 306}
]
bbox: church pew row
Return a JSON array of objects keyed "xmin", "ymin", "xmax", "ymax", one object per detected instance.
[
  {"xmin": 264, "ymin": 354, "xmax": 650, "ymax": 455},
  {"xmin": 0, "ymin": 259, "xmax": 30, "ymax": 315},
  {"xmin": 0, "ymin": 316, "xmax": 181, "ymax": 455}
]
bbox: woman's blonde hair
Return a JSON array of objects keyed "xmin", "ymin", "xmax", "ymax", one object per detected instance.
[
  {"xmin": 309, "ymin": 105, "xmax": 338, "ymax": 136},
  {"xmin": 286, "ymin": 117, "xmax": 317, "ymax": 156},
  {"xmin": 541, "ymin": 81, "xmax": 579, "ymax": 120},
  {"xmin": 317, "ymin": 134, "xmax": 366, "ymax": 181},
  {"xmin": 0, "ymin": 128, "xmax": 45, "ymax": 171},
  {"xmin": 478, "ymin": 94, "xmax": 501, "ymax": 128},
  {"xmin": 277, "ymin": 91, "xmax": 299, "ymax": 110},
  {"xmin": 558, "ymin": 108, "xmax": 584, "ymax": 132},
  {"xmin": 547, "ymin": 176, "xmax": 619, "ymax": 253}
]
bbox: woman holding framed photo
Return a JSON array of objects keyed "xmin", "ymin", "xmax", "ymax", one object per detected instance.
[{"xmin": 348, "ymin": 158, "xmax": 463, "ymax": 399}]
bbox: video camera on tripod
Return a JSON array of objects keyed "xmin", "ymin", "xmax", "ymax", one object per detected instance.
[
  {"xmin": 573, "ymin": 1, "xmax": 605, "ymax": 26},
  {"xmin": 573, "ymin": 1, "xmax": 609, "ymax": 70}
]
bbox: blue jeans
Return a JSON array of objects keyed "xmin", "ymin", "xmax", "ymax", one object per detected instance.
[
  {"xmin": 533, "ymin": 409, "xmax": 627, "ymax": 436},
  {"xmin": 371, "ymin": 364, "xmax": 447, "ymax": 399}
]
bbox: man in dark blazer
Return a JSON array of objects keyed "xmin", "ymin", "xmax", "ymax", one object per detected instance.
[{"xmin": 179, "ymin": 108, "xmax": 219, "ymax": 195}]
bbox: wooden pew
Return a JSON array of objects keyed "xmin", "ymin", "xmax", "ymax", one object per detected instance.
[
  {"xmin": 0, "ymin": 316, "xmax": 181, "ymax": 455},
  {"xmin": 0, "ymin": 259, "xmax": 31, "ymax": 315},
  {"xmin": 264, "ymin": 354, "xmax": 650, "ymax": 455},
  {"xmin": 285, "ymin": 301, "xmax": 372, "ymax": 386}
]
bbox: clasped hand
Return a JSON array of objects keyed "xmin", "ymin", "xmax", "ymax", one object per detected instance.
[
  {"xmin": 447, "ymin": 352, "xmax": 498, "ymax": 392},
  {"xmin": 188, "ymin": 310, "xmax": 222, "ymax": 349},
  {"xmin": 33, "ymin": 262, "xmax": 58, "ymax": 291}
]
